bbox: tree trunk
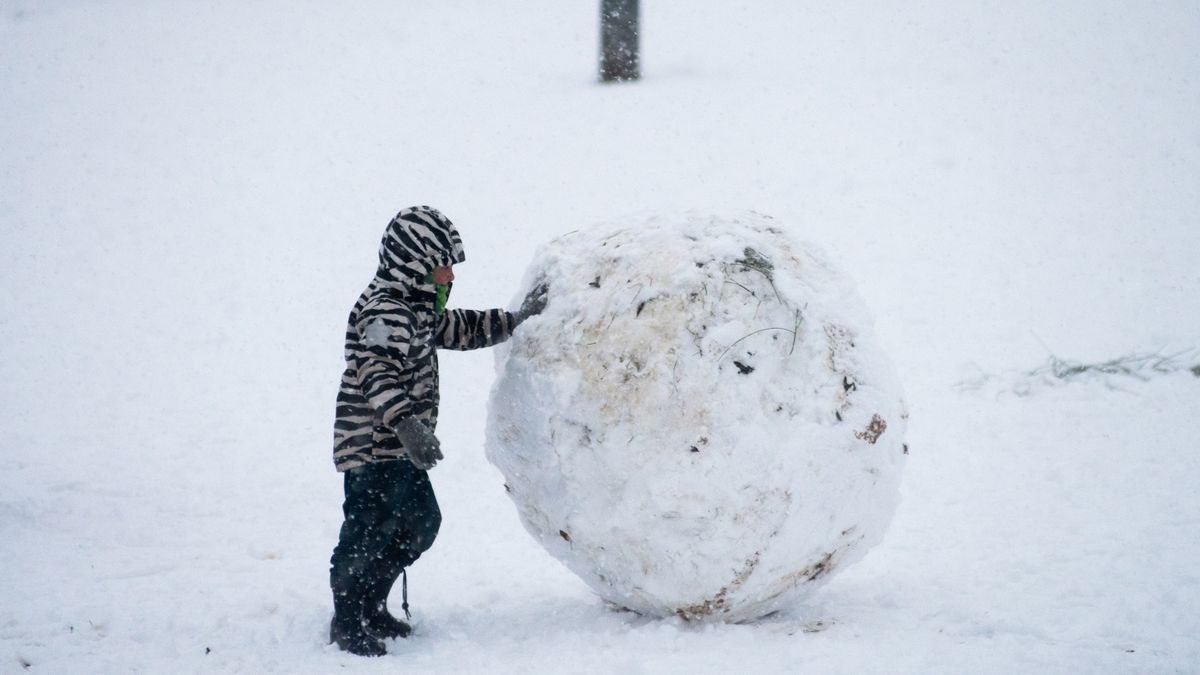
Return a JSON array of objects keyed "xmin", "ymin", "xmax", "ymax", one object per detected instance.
[{"xmin": 600, "ymin": 0, "xmax": 640, "ymax": 82}]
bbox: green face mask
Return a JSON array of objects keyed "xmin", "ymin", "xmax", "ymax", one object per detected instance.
[{"xmin": 424, "ymin": 273, "xmax": 451, "ymax": 314}]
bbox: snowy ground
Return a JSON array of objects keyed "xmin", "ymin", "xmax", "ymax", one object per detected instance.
[{"xmin": 2, "ymin": 1, "xmax": 1199, "ymax": 672}]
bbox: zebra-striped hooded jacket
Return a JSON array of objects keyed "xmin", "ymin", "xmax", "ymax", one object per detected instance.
[{"xmin": 333, "ymin": 206, "xmax": 516, "ymax": 471}]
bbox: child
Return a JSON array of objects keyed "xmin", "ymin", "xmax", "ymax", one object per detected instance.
[{"xmin": 328, "ymin": 206, "xmax": 545, "ymax": 656}]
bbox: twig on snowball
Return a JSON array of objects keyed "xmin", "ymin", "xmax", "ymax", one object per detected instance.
[
  {"xmin": 716, "ymin": 326, "xmax": 798, "ymax": 364},
  {"xmin": 790, "ymin": 309, "xmax": 803, "ymax": 355}
]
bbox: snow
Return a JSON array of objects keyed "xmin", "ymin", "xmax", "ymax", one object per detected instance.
[
  {"xmin": 487, "ymin": 214, "xmax": 907, "ymax": 621},
  {"xmin": 2, "ymin": 0, "xmax": 1199, "ymax": 672}
]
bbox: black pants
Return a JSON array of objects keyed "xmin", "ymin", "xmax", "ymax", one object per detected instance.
[{"xmin": 329, "ymin": 459, "xmax": 442, "ymax": 612}]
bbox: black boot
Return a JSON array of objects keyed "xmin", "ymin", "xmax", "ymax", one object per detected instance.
[
  {"xmin": 329, "ymin": 617, "xmax": 386, "ymax": 656},
  {"xmin": 329, "ymin": 578, "xmax": 387, "ymax": 656},
  {"xmin": 364, "ymin": 605, "xmax": 412, "ymax": 640},
  {"xmin": 363, "ymin": 556, "xmax": 412, "ymax": 639}
]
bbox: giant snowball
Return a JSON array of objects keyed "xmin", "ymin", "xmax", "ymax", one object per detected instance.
[{"xmin": 486, "ymin": 213, "xmax": 907, "ymax": 622}]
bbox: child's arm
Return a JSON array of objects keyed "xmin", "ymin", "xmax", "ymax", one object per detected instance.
[
  {"xmin": 433, "ymin": 281, "xmax": 549, "ymax": 351},
  {"xmin": 433, "ymin": 308, "xmax": 516, "ymax": 351}
]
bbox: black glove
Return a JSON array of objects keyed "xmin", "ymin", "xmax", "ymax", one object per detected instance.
[
  {"xmin": 514, "ymin": 280, "xmax": 549, "ymax": 326},
  {"xmin": 393, "ymin": 417, "xmax": 443, "ymax": 470}
]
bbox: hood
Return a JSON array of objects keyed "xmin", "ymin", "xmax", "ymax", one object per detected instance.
[{"xmin": 376, "ymin": 206, "xmax": 466, "ymax": 283}]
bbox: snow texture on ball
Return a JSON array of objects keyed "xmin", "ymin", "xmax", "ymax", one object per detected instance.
[{"xmin": 486, "ymin": 213, "xmax": 907, "ymax": 622}]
